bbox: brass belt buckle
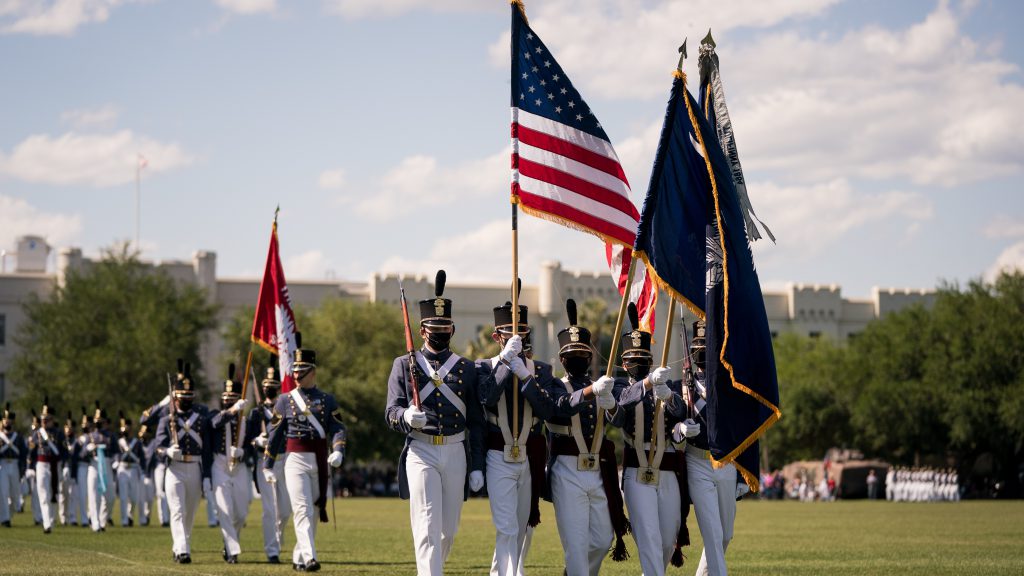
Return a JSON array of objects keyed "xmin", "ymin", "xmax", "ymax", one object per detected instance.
[
  {"xmin": 504, "ymin": 444, "xmax": 527, "ymax": 463},
  {"xmin": 431, "ymin": 435, "xmax": 445, "ymax": 446},
  {"xmin": 577, "ymin": 453, "xmax": 598, "ymax": 471},
  {"xmin": 639, "ymin": 466, "xmax": 660, "ymax": 485}
]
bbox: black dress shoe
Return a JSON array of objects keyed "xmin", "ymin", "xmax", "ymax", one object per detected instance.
[
  {"xmin": 127, "ymin": 518, "xmax": 134, "ymax": 527},
  {"xmin": 173, "ymin": 553, "xmax": 181, "ymax": 563},
  {"xmin": 268, "ymin": 556, "xmax": 281, "ymax": 564},
  {"xmin": 292, "ymin": 563, "xmax": 305, "ymax": 572},
  {"xmin": 161, "ymin": 522, "xmax": 169, "ymax": 528},
  {"xmin": 43, "ymin": 528, "xmax": 51, "ymax": 534},
  {"xmin": 179, "ymin": 554, "xmax": 192, "ymax": 564},
  {"xmin": 305, "ymin": 559, "xmax": 321, "ymax": 572},
  {"xmin": 1, "ymin": 521, "xmax": 10, "ymax": 528},
  {"xmin": 226, "ymin": 555, "xmax": 238, "ymax": 564}
]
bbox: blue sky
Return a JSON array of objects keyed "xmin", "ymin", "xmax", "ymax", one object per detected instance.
[{"xmin": 1, "ymin": 0, "xmax": 1022, "ymax": 299}]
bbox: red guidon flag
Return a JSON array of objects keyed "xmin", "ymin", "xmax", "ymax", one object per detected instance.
[
  {"xmin": 252, "ymin": 210, "xmax": 299, "ymax": 392},
  {"xmin": 510, "ymin": 4, "xmax": 657, "ymax": 330}
]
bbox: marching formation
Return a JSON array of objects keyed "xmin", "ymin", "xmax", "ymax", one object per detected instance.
[{"xmin": 885, "ymin": 467, "xmax": 960, "ymax": 503}]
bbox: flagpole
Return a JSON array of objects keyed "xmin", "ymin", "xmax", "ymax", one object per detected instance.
[
  {"xmin": 511, "ymin": 202, "xmax": 520, "ymax": 457},
  {"xmin": 596, "ymin": 254, "xmax": 637, "ymax": 451},
  {"xmin": 646, "ymin": 296, "xmax": 675, "ymax": 470}
]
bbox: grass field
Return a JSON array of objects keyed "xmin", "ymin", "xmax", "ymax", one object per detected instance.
[{"xmin": 1, "ymin": 498, "xmax": 1022, "ymax": 575}]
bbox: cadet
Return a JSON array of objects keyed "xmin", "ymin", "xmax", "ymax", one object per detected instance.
[
  {"xmin": 673, "ymin": 320, "xmax": 745, "ymax": 576},
  {"xmin": 476, "ymin": 298, "xmax": 559, "ymax": 576},
  {"xmin": 263, "ymin": 334, "xmax": 347, "ymax": 572},
  {"xmin": 0, "ymin": 404, "xmax": 27, "ymax": 527},
  {"xmin": 59, "ymin": 411, "xmax": 80, "ymax": 526},
  {"xmin": 384, "ymin": 270, "xmax": 486, "ymax": 576},
  {"xmin": 139, "ymin": 390, "xmax": 173, "ymax": 527},
  {"xmin": 611, "ymin": 303, "xmax": 690, "ymax": 575},
  {"xmin": 27, "ymin": 411, "xmax": 43, "ymax": 525},
  {"xmin": 155, "ymin": 362, "xmax": 213, "ymax": 564},
  {"xmin": 210, "ymin": 363, "xmax": 252, "ymax": 564},
  {"xmin": 543, "ymin": 299, "xmax": 629, "ymax": 576},
  {"xmin": 84, "ymin": 403, "xmax": 117, "ymax": 532},
  {"xmin": 115, "ymin": 414, "xmax": 145, "ymax": 527},
  {"xmin": 28, "ymin": 398, "xmax": 67, "ymax": 534},
  {"xmin": 71, "ymin": 409, "xmax": 92, "ymax": 528},
  {"xmin": 249, "ymin": 355, "xmax": 291, "ymax": 564}
]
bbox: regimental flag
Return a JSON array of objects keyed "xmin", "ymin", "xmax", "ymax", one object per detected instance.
[
  {"xmin": 509, "ymin": 1, "xmax": 657, "ymax": 332},
  {"xmin": 251, "ymin": 209, "xmax": 299, "ymax": 393},
  {"xmin": 698, "ymin": 32, "xmax": 774, "ymax": 244},
  {"xmin": 636, "ymin": 66, "xmax": 780, "ymax": 492}
]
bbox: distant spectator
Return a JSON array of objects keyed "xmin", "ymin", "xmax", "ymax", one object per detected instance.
[{"xmin": 867, "ymin": 469, "xmax": 878, "ymax": 500}]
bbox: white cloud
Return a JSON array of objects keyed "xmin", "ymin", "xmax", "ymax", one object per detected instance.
[
  {"xmin": 317, "ymin": 169, "xmax": 346, "ymax": 191},
  {"xmin": 983, "ymin": 215, "xmax": 1024, "ymax": 239},
  {"xmin": 284, "ymin": 249, "xmax": 333, "ymax": 280},
  {"xmin": 1, "ymin": 0, "xmax": 139, "ymax": 36},
  {"xmin": 60, "ymin": 105, "xmax": 118, "ymax": 129},
  {"xmin": 378, "ymin": 217, "xmax": 609, "ymax": 283},
  {"xmin": 0, "ymin": 195, "xmax": 82, "ymax": 256},
  {"xmin": 323, "ymin": 0, "xmax": 493, "ymax": 19},
  {"xmin": 985, "ymin": 241, "xmax": 1024, "ymax": 282},
  {"xmin": 750, "ymin": 178, "xmax": 933, "ymax": 260},
  {"xmin": 214, "ymin": 0, "xmax": 275, "ymax": 15},
  {"xmin": 0, "ymin": 130, "xmax": 194, "ymax": 187},
  {"xmin": 488, "ymin": 1, "xmax": 1024, "ymax": 188},
  {"xmin": 341, "ymin": 149, "xmax": 507, "ymax": 222}
]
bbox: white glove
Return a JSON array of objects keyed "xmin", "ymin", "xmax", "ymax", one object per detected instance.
[
  {"xmin": 499, "ymin": 335, "xmax": 523, "ymax": 364},
  {"xmin": 509, "ymin": 357, "xmax": 532, "ymax": 380},
  {"xmin": 328, "ymin": 451, "xmax": 344, "ymax": 468},
  {"xmin": 673, "ymin": 418, "xmax": 700, "ymax": 440},
  {"xmin": 262, "ymin": 468, "xmax": 276, "ymax": 484},
  {"xmin": 596, "ymin": 392, "xmax": 616, "ymax": 411},
  {"xmin": 403, "ymin": 406, "xmax": 427, "ymax": 430},
  {"xmin": 230, "ymin": 399, "xmax": 250, "ymax": 414},
  {"xmin": 736, "ymin": 482, "xmax": 750, "ymax": 499},
  {"xmin": 592, "ymin": 375, "xmax": 614, "ymax": 396},
  {"xmin": 26, "ymin": 469, "xmax": 35, "ymax": 481},
  {"xmin": 86, "ymin": 442, "xmax": 97, "ymax": 453},
  {"xmin": 228, "ymin": 446, "xmax": 244, "ymax": 459},
  {"xmin": 202, "ymin": 477, "xmax": 212, "ymax": 495},
  {"xmin": 469, "ymin": 470, "xmax": 485, "ymax": 493},
  {"xmin": 649, "ymin": 366, "xmax": 671, "ymax": 387},
  {"xmin": 254, "ymin": 433, "xmax": 268, "ymax": 449},
  {"xmin": 165, "ymin": 445, "xmax": 182, "ymax": 461},
  {"xmin": 62, "ymin": 467, "xmax": 70, "ymax": 482},
  {"xmin": 653, "ymin": 383, "xmax": 673, "ymax": 402}
]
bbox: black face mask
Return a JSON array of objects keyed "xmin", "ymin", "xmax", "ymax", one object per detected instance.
[
  {"xmin": 625, "ymin": 361, "xmax": 652, "ymax": 381},
  {"xmin": 263, "ymin": 387, "xmax": 279, "ymax": 400},
  {"xmin": 561, "ymin": 356, "xmax": 590, "ymax": 378},
  {"xmin": 177, "ymin": 399, "xmax": 193, "ymax": 412},
  {"xmin": 426, "ymin": 332, "xmax": 452, "ymax": 351}
]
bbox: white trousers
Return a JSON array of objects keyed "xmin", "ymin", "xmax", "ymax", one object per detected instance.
[
  {"xmin": 59, "ymin": 468, "xmax": 77, "ymax": 525},
  {"xmin": 550, "ymin": 455, "xmax": 612, "ymax": 576},
  {"xmin": 623, "ymin": 466, "xmax": 681, "ymax": 576},
  {"xmin": 117, "ymin": 464, "xmax": 141, "ymax": 526},
  {"xmin": 29, "ymin": 474, "xmax": 42, "ymax": 522},
  {"xmin": 87, "ymin": 460, "xmax": 114, "ymax": 530},
  {"xmin": 166, "ymin": 461, "xmax": 202, "ymax": 555},
  {"xmin": 213, "ymin": 454, "xmax": 252, "ymax": 556},
  {"xmin": 154, "ymin": 461, "xmax": 170, "ymax": 524},
  {"xmin": 687, "ymin": 450, "xmax": 736, "ymax": 576},
  {"xmin": 406, "ymin": 440, "xmax": 467, "ymax": 576},
  {"xmin": 140, "ymin": 471, "xmax": 155, "ymax": 525},
  {"xmin": 486, "ymin": 449, "xmax": 532, "ymax": 576},
  {"xmin": 35, "ymin": 462, "xmax": 58, "ymax": 530},
  {"xmin": 0, "ymin": 459, "xmax": 20, "ymax": 523},
  {"xmin": 257, "ymin": 454, "xmax": 291, "ymax": 558},
  {"xmin": 285, "ymin": 452, "xmax": 323, "ymax": 565},
  {"xmin": 75, "ymin": 464, "xmax": 89, "ymax": 525}
]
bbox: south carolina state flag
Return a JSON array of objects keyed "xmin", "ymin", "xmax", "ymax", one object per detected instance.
[{"xmin": 252, "ymin": 211, "xmax": 299, "ymax": 392}]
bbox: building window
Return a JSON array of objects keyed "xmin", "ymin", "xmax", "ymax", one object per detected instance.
[
  {"xmin": 0, "ymin": 313, "xmax": 5, "ymax": 346},
  {"xmin": 809, "ymin": 331, "xmax": 822, "ymax": 339}
]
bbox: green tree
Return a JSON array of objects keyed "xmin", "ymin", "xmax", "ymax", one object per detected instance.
[
  {"xmin": 762, "ymin": 333, "xmax": 853, "ymax": 467},
  {"xmin": 11, "ymin": 245, "xmax": 216, "ymax": 420},
  {"xmin": 576, "ymin": 297, "xmax": 619, "ymax": 378},
  {"xmin": 459, "ymin": 325, "xmax": 500, "ymax": 361}
]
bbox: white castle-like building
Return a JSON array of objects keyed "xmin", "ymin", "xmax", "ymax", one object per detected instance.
[{"xmin": 0, "ymin": 236, "xmax": 935, "ymax": 402}]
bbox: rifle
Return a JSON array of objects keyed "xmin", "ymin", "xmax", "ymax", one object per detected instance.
[
  {"xmin": 398, "ymin": 277, "xmax": 421, "ymax": 409},
  {"xmin": 166, "ymin": 372, "xmax": 178, "ymax": 447}
]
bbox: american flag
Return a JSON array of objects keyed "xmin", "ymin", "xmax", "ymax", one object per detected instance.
[{"xmin": 509, "ymin": 3, "xmax": 657, "ymax": 331}]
